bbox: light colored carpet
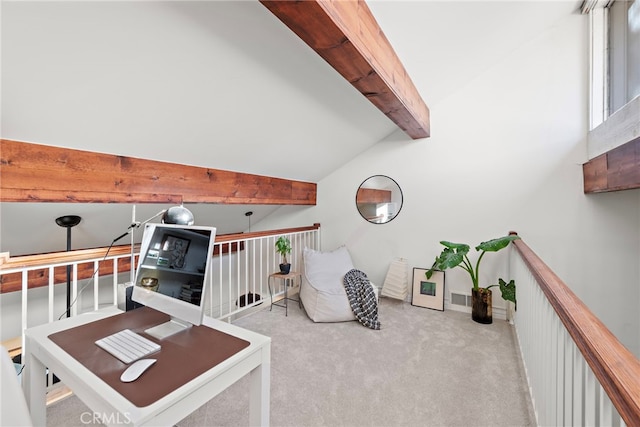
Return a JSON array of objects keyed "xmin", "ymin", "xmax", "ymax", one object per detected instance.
[{"xmin": 47, "ymin": 298, "xmax": 536, "ymax": 426}]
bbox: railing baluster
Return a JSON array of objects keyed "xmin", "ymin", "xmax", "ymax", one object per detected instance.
[
  {"xmin": 540, "ymin": 285, "xmax": 549, "ymax": 424},
  {"xmin": 573, "ymin": 342, "xmax": 584, "ymax": 425},
  {"xmin": 250, "ymin": 239, "xmax": 255, "ymax": 300},
  {"xmin": 21, "ymin": 270, "xmax": 28, "ymax": 360},
  {"xmin": 228, "ymin": 242, "xmax": 233, "ymax": 315},
  {"xmin": 548, "ymin": 305, "xmax": 558, "ymax": 425},
  {"xmin": 585, "ymin": 366, "xmax": 597, "ymax": 425},
  {"xmin": 93, "ymin": 260, "xmax": 100, "ymax": 311},
  {"xmin": 48, "ymin": 266, "xmax": 55, "ymax": 323},
  {"xmin": 112, "ymin": 258, "xmax": 118, "ymax": 307},
  {"xmin": 71, "ymin": 263, "xmax": 78, "ymax": 317},
  {"xmin": 259, "ymin": 238, "xmax": 264, "ymax": 304},
  {"xmin": 217, "ymin": 245, "xmax": 223, "ymax": 318},
  {"xmin": 46, "ymin": 265, "xmax": 55, "ymax": 389},
  {"xmin": 554, "ymin": 313, "xmax": 564, "ymax": 427},
  {"xmin": 562, "ymin": 333, "xmax": 575, "ymax": 426},
  {"xmin": 208, "ymin": 244, "xmax": 214, "ymax": 317},
  {"xmin": 564, "ymin": 333, "xmax": 574, "ymax": 426},
  {"xmin": 600, "ymin": 383, "xmax": 614, "ymax": 427},
  {"xmin": 243, "ymin": 239, "xmax": 247, "ymax": 308},
  {"xmin": 236, "ymin": 241, "xmax": 241, "ymax": 310}
]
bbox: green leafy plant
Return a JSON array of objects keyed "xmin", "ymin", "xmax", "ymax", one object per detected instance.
[
  {"xmin": 275, "ymin": 236, "xmax": 292, "ymax": 265},
  {"xmin": 426, "ymin": 235, "xmax": 520, "ymax": 305}
]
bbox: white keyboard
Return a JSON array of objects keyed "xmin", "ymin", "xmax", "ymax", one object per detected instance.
[{"xmin": 95, "ymin": 329, "xmax": 161, "ymax": 364}]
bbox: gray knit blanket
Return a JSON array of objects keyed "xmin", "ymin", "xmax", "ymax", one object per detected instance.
[{"xmin": 343, "ymin": 269, "xmax": 381, "ymax": 330}]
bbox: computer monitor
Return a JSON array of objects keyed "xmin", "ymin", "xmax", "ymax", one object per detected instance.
[{"xmin": 131, "ymin": 223, "xmax": 216, "ymax": 339}]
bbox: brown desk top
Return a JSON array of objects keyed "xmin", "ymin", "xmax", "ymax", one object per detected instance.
[{"xmin": 48, "ymin": 307, "xmax": 250, "ymax": 408}]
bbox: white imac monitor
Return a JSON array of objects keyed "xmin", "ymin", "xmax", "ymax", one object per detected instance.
[{"xmin": 131, "ymin": 223, "xmax": 216, "ymax": 340}]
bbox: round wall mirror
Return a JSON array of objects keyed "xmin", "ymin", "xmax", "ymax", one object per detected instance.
[{"xmin": 356, "ymin": 175, "xmax": 403, "ymax": 224}]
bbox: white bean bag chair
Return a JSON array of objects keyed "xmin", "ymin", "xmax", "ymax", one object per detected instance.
[{"xmin": 300, "ymin": 246, "xmax": 378, "ymax": 323}]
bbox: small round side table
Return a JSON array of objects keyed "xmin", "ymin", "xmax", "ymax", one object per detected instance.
[{"xmin": 268, "ymin": 271, "xmax": 302, "ymax": 316}]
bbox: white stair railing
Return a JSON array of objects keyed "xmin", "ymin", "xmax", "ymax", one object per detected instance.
[
  {"xmin": 0, "ymin": 224, "xmax": 320, "ymax": 363},
  {"xmin": 510, "ymin": 234, "xmax": 640, "ymax": 426},
  {"xmin": 207, "ymin": 226, "xmax": 320, "ymax": 320}
]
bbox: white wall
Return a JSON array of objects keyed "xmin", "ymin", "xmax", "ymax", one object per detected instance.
[
  {"xmin": 2, "ymin": 1, "xmax": 639, "ymax": 356},
  {"xmin": 256, "ymin": 9, "xmax": 640, "ymax": 356}
]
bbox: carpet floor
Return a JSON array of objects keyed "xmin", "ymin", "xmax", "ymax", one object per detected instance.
[{"xmin": 46, "ymin": 298, "xmax": 536, "ymax": 426}]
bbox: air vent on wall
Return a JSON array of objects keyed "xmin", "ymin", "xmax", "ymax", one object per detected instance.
[{"xmin": 451, "ymin": 292, "xmax": 472, "ymax": 307}]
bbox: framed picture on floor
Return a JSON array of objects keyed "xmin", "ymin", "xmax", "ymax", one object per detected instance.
[{"xmin": 411, "ymin": 268, "xmax": 445, "ymax": 311}]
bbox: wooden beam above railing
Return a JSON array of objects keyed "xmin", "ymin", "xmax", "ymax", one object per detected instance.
[
  {"xmin": 0, "ymin": 140, "xmax": 316, "ymax": 205},
  {"xmin": 260, "ymin": 0, "xmax": 430, "ymax": 139},
  {"xmin": 583, "ymin": 136, "xmax": 640, "ymax": 193}
]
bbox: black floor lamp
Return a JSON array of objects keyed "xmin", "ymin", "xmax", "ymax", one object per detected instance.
[
  {"xmin": 245, "ymin": 211, "xmax": 253, "ymax": 232},
  {"xmin": 55, "ymin": 215, "xmax": 81, "ymax": 318}
]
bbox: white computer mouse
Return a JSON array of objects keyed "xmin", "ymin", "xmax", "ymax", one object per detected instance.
[{"xmin": 120, "ymin": 358, "xmax": 157, "ymax": 383}]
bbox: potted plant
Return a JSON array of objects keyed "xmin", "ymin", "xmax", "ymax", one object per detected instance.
[
  {"xmin": 275, "ymin": 236, "xmax": 292, "ymax": 274},
  {"xmin": 426, "ymin": 234, "xmax": 519, "ymax": 324}
]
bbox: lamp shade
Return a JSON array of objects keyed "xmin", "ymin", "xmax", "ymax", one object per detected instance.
[
  {"xmin": 55, "ymin": 215, "xmax": 81, "ymax": 228},
  {"xmin": 162, "ymin": 206, "xmax": 194, "ymax": 225},
  {"xmin": 380, "ymin": 258, "xmax": 409, "ymax": 300}
]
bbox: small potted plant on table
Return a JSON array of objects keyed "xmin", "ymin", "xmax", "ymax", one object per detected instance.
[
  {"xmin": 275, "ymin": 236, "xmax": 292, "ymax": 274},
  {"xmin": 426, "ymin": 234, "xmax": 519, "ymax": 324}
]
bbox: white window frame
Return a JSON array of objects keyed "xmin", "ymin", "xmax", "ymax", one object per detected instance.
[{"xmin": 584, "ymin": 0, "xmax": 640, "ymax": 159}]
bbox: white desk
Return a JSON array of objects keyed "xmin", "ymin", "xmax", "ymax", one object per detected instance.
[{"xmin": 23, "ymin": 306, "xmax": 270, "ymax": 426}]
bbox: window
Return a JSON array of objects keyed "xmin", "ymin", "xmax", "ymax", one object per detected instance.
[
  {"xmin": 584, "ymin": 0, "xmax": 640, "ymax": 158},
  {"xmin": 608, "ymin": 0, "xmax": 639, "ymax": 115}
]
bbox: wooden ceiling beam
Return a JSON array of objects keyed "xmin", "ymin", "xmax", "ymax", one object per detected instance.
[
  {"xmin": 260, "ymin": 0, "xmax": 430, "ymax": 139},
  {"xmin": 0, "ymin": 140, "xmax": 316, "ymax": 205},
  {"xmin": 583, "ymin": 136, "xmax": 640, "ymax": 193}
]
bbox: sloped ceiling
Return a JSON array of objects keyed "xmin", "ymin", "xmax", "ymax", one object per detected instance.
[
  {"xmin": 1, "ymin": 0, "xmax": 582, "ymax": 255},
  {"xmin": 367, "ymin": 0, "xmax": 582, "ymax": 107},
  {"xmin": 2, "ymin": 0, "xmax": 397, "ymax": 254},
  {"xmin": 2, "ymin": 1, "xmax": 396, "ymax": 182}
]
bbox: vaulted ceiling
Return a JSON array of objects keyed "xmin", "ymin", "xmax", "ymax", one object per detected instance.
[
  {"xmin": 1, "ymin": 0, "xmax": 587, "ymax": 255},
  {"xmin": 1, "ymin": 0, "xmax": 431, "ymax": 206},
  {"xmin": 2, "ymin": 0, "xmax": 429, "ymax": 255},
  {"xmin": 2, "ymin": 0, "xmax": 416, "ymax": 184}
]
